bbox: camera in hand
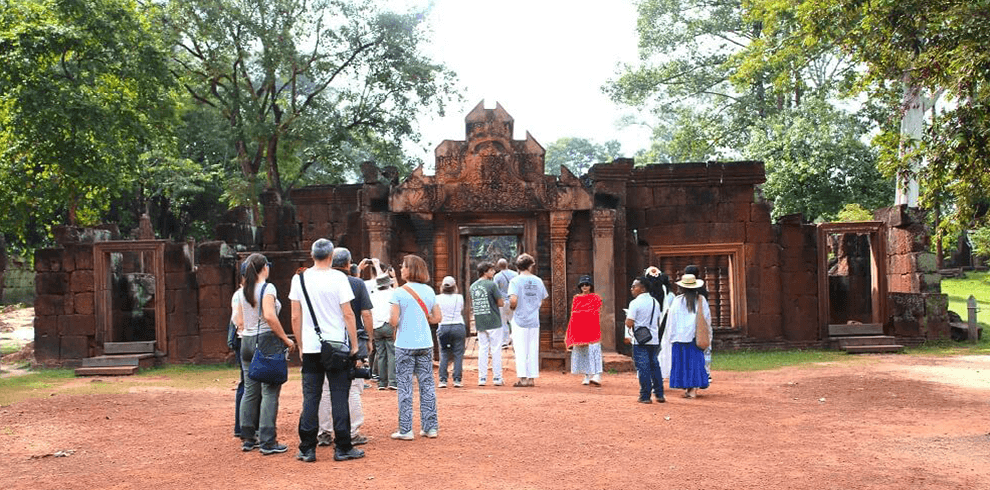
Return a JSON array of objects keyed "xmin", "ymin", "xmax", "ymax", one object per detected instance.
[{"xmin": 349, "ymin": 358, "xmax": 372, "ymax": 380}]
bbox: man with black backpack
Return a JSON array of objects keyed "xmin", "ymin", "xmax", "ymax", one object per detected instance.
[{"xmin": 289, "ymin": 238, "xmax": 364, "ymax": 463}]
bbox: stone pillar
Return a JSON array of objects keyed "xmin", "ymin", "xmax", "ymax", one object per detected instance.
[
  {"xmin": 366, "ymin": 212, "xmax": 391, "ymax": 265},
  {"xmin": 433, "ymin": 220, "xmax": 449, "ymax": 289},
  {"xmin": 593, "ymin": 209, "xmax": 617, "ymax": 351},
  {"xmin": 550, "ymin": 211, "xmax": 573, "ymax": 348},
  {"xmin": 410, "ymin": 213, "xmax": 434, "ymax": 270}
]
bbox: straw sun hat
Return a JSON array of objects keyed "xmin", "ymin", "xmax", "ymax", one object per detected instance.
[{"xmin": 675, "ymin": 273, "xmax": 705, "ymax": 289}]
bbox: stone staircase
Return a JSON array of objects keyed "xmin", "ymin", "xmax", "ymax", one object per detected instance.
[
  {"xmin": 828, "ymin": 324, "xmax": 904, "ymax": 354},
  {"xmin": 74, "ymin": 341, "xmax": 158, "ymax": 376}
]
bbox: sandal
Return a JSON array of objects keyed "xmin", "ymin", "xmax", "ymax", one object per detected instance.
[{"xmin": 513, "ymin": 379, "xmax": 528, "ymax": 387}]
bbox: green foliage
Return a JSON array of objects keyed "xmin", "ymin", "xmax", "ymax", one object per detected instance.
[
  {"xmin": 544, "ymin": 137, "xmax": 620, "ymax": 176},
  {"xmin": 793, "ymin": 0, "xmax": 990, "ymax": 234},
  {"xmin": 835, "ymin": 203, "xmax": 875, "ymax": 223},
  {"xmin": 165, "ymin": 0, "xmax": 461, "ymax": 199},
  {"xmin": 970, "ymin": 228, "xmax": 990, "ymax": 261},
  {"xmin": 940, "ymin": 271, "xmax": 990, "ymax": 331},
  {"xmin": 745, "ymin": 97, "xmax": 891, "ymax": 221},
  {"xmin": 0, "ymin": 0, "xmax": 178, "ymax": 247}
]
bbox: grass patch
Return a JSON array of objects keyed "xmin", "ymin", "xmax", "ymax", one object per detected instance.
[
  {"xmin": 1, "ymin": 344, "xmax": 21, "ymax": 356},
  {"xmin": 134, "ymin": 363, "xmax": 245, "ymax": 390},
  {"xmin": 941, "ymin": 271, "xmax": 990, "ymax": 330},
  {"xmin": 903, "ymin": 336, "xmax": 990, "ymax": 356},
  {"xmin": 715, "ymin": 349, "xmax": 851, "ymax": 372},
  {"xmin": 0, "ymin": 368, "xmax": 76, "ymax": 406}
]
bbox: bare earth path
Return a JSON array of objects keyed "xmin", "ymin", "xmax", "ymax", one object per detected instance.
[{"xmin": 2, "ymin": 348, "xmax": 990, "ymax": 489}]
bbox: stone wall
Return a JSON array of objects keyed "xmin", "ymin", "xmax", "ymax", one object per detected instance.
[
  {"xmin": 34, "ymin": 244, "xmax": 98, "ymax": 366},
  {"xmin": 2, "ymin": 257, "xmax": 35, "ymax": 305}
]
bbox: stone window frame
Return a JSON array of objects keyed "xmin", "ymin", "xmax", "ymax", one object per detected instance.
[
  {"xmin": 816, "ymin": 222, "xmax": 888, "ymax": 335},
  {"xmin": 93, "ymin": 241, "xmax": 167, "ymax": 355},
  {"xmin": 649, "ymin": 242, "xmax": 748, "ymax": 332}
]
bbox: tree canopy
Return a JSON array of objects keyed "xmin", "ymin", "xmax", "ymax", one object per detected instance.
[
  {"xmin": 0, "ymin": 0, "xmax": 178, "ymax": 246},
  {"xmin": 165, "ymin": 0, "xmax": 459, "ymax": 204},
  {"xmin": 544, "ymin": 137, "xmax": 620, "ymax": 176}
]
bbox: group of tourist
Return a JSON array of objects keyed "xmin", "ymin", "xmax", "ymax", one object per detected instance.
[{"xmin": 227, "ymin": 240, "xmax": 713, "ymax": 463}]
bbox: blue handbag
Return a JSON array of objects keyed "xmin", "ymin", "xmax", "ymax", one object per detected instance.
[{"xmin": 246, "ymin": 284, "xmax": 288, "ymax": 385}]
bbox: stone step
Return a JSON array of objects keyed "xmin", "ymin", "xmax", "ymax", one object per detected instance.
[
  {"xmin": 81, "ymin": 354, "xmax": 155, "ymax": 368},
  {"xmin": 828, "ymin": 323, "xmax": 884, "ymax": 337},
  {"xmin": 835, "ymin": 336, "xmax": 899, "ymax": 348},
  {"xmin": 104, "ymin": 341, "xmax": 156, "ymax": 355},
  {"xmin": 844, "ymin": 344, "xmax": 905, "ymax": 354},
  {"xmin": 74, "ymin": 366, "xmax": 140, "ymax": 376}
]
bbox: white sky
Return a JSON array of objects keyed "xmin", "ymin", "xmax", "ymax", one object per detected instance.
[{"xmin": 399, "ymin": 0, "xmax": 653, "ymax": 164}]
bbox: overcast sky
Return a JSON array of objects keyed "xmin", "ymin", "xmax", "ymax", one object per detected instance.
[{"xmin": 400, "ymin": 0, "xmax": 653, "ymax": 165}]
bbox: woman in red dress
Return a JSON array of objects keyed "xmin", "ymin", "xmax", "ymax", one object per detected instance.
[{"xmin": 565, "ymin": 275, "xmax": 604, "ymax": 386}]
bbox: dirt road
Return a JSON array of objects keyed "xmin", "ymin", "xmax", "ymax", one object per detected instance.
[{"xmin": 2, "ymin": 350, "xmax": 990, "ymax": 490}]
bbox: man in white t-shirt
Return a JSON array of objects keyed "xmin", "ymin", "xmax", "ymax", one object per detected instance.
[{"xmin": 289, "ymin": 238, "xmax": 363, "ymax": 463}]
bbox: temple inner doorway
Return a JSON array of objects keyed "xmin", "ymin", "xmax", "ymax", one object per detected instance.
[{"xmin": 460, "ymin": 234, "xmax": 519, "ymax": 334}]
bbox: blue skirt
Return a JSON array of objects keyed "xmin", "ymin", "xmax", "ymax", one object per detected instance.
[{"xmin": 669, "ymin": 342, "xmax": 710, "ymax": 389}]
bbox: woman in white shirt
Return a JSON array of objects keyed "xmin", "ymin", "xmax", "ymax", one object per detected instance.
[
  {"xmin": 664, "ymin": 273, "xmax": 712, "ymax": 399},
  {"xmin": 435, "ymin": 276, "xmax": 466, "ymax": 388}
]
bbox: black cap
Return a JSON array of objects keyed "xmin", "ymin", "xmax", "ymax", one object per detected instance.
[{"xmin": 578, "ymin": 275, "xmax": 593, "ymax": 287}]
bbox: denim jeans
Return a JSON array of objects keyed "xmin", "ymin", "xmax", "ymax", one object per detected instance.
[
  {"xmin": 437, "ymin": 323, "xmax": 466, "ymax": 382},
  {"xmin": 299, "ymin": 353, "xmax": 352, "ymax": 453},
  {"xmin": 239, "ymin": 331, "xmax": 284, "ymax": 447},
  {"xmin": 633, "ymin": 344, "xmax": 664, "ymax": 401},
  {"xmin": 395, "ymin": 347, "xmax": 438, "ymax": 434},
  {"xmin": 373, "ymin": 324, "xmax": 396, "ymax": 389},
  {"xmin": 232, "ymin": 336, "xmax": 245, "ymax": 436}
]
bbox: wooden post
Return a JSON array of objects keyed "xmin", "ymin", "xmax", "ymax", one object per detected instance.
[{"xmin": 967, "ymin": 295, "xmax": 979, "ymax": 343}]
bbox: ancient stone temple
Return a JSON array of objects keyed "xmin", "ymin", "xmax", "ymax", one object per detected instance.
[{"xmin": 32, "ymin": 101, "xmax": 950, "ymax": 368}]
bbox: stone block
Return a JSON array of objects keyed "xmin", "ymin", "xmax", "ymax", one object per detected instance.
[
  {"xmin": 628, "ymin": 186, "xmax": 653, "ymax": 210},
  {"xmin": 887, "ymin": 229, "xmax": 929, "ymax": 255},
  {"xmin": 196, "ymin": 266, "xmax": 223, "ymax": 287},
  {"xmin": 750, "ymin": 200, "xmax": 772, "ymax": 223},
  {"xmin": 716, "ymin": 202, "xmax": 749, "ymax": 223},
  {"xmin": 35, "ymin": 272, "xmax": 68, "ymax": 296},
  {"xmin": 167, "ymin": 289, "xmax": 198, "ymax": 314},
  {"xmin": 34, "ymin": 294, "xmax": 66, "ymax": 316},
  {"xmin": 198, "ymin": 285, "xmax": 223, "ymax": 310},
  {"xmin": 74, "ymin": 292, "xmax": 94, "ymax": 315},
  {"xmin": 709, "ymin": 223, "xmax": 746, "ymax": 243},
  {"xmin": 676, "ymin": 201, "xmax": 710, "ymax": 224},
  {"xmin": 33, "ymin": 315, "xmax": 56, "ymax": 336},
  {"xmin": 759, "ymin": 244, "xmax": 782, "ymax": 269},
  {"xmin": 723, "ymin": 185, "xmax": 754, "ymax": 203},
  {"xmin": 687, "ymin": 187, "xmax": 718, "ymax": 206},
  {"xmin": 169, "ymin": 309, "xmax": 200, "ymax": 337},
  {"xmin": 747, "ymin": 287, "xmax": 761, "ymax": 314},
  {"xmin": 760, "ymin": 266, "xmax": 782, "ymax": 315},
  {"xmin": 35, "ymin": 249, "xmax": 64, "ymax": 272},
  {"xmin": 782, "ymin": 295, "xmax": 820, "ymax": 342},
  {"xmin": 58, "ymin": 314, "xmax": 96, "ymax": 336},
  {"xmin": 747, "ymin": 314, "xmax": 783, "ymax": 340},
  {"xmin": 165, "ymin": 242, "xmax": 193, "ymax": 272},
  {"xmin": 644, "ymin": 207, "xmax": 677, "ymax": 227},
  {"xmin": 196, "ymin": 241, "xmax": 233, "ymax": 264},
  {"xmin": 887, "ymin": 274, "xmax": 913, "ymax": 293},
  {"xmin": 746, "ymin": 221, "xmax": 775, "ymax": 243},
  {"xmin": 60, "ymin": 335, "xmax": 90, "ymax": 359},
  {"xmin": 171, "ymin": 335, "xmax": 201, "ymax": 361},
  {"xmin": 200, "ymin": 330, "xmax": 229, "ymax": 362},
  {"xmin": 34, "ymin": 331, "xmax": 59, "ymax": 361},
  {"xmin": 166, "ymin": 271, "xmax": 196, "ymax": 290},
  {"xmin": 73, "ymin": 244, "xmax": 94, "ymax": 270},
  {"xmin": 626, "ymin": 208, "xmax": 645, "ymax": 231},
  {"xmin": 654, "ymin": 186, "xmax": 687, "ymax": 207},
  {"xmin": 200, "ymin": 307, "xmax": 231, "ymax": 332},
  {"xmin": 874, "ymin": 205, "xmax": 911, "ymax": 228},
  {"xmin": 70, "ymin": 270, "xmax": 94, "ymax": 293}
]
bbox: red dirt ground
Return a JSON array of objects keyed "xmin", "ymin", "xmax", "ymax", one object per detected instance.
[{"xmin": 3, "ymin": 349, "xmax": 990, "ymax": 490}]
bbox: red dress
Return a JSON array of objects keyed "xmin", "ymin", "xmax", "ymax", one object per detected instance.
[{"xmin": 565, "ymin": 293, "xmax": 603, "ymax": 348}]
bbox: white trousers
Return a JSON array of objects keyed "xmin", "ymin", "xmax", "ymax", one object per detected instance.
[
  {"xmin": 476, "ymin": 327, "xmax": 503, "ymax": 381},
  {"xmin": 511, "ymin": 322, "xmax": 540, "ymax": 379},
  {"xmin": 319, "ymin": 378, "xmax": 364, "ymax": 436},
  {"xmin": 500, "ymin": 304, "xmax": 513, "ymax": 343}
]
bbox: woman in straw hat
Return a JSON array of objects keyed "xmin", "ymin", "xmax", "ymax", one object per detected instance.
[
  {"xmin": 664, "ymin": 273, "xmax": 712, "ymax": 398},
  {"xmin": 565, "ymin": 275, "xmax": 604, "ymax": 386}
]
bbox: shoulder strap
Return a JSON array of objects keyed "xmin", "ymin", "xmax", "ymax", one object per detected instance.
[
  {"xmin": 402, "ymin": 284, "xmax": 430, "ymax": 320},
  {"xmin": 254, "ymin": 283, "xmax": 268, "ymax": 348},
  {"xmin": 298, "ymin": 271, "xmax": 327, "ymax": 343}
]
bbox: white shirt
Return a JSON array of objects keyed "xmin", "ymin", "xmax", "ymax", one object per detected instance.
[
  {"xmin": 288, "ymin": 267, "xmax": 355, "ymax": 354},
  {"xmin": 436, "ymin": 293, "xmax": 464, "ymax": 325},
  {"xmin": 665, "ymin": 294, "xmax": 712, "ymax": 344},
  {"xmin": 239, "ymin": 282, "xmax": 281, "ymax": 337},
  {"xmin": 369, "ymin": 286, "xmax": 394, "ymax": 329},
  {"xmin": 626, "ymin": 292, "xmax": 660, "ymax": 345}
]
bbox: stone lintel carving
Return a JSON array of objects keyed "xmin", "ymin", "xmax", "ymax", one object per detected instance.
[
  {"xmin": 550, "ymin": 211, "xmax": 573, "ymax": 345},
  {"xmin": 592, "ymin": 209, "xmax": 616, "ymax": 238}
]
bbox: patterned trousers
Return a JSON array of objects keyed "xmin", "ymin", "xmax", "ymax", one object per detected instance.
[{"xmin": 395, "ymin": 347, "xmax": 438, "ymax": 433}]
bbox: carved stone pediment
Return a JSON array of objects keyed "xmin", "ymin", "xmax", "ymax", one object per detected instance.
[{"xmin": 390, "ymin": 101, "xmax": 592, "ymax": 213}]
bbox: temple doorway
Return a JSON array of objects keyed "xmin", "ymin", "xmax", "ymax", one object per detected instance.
[{"xmin": 458, "ymin": 226, "xmax": 521, "ymax": 333}]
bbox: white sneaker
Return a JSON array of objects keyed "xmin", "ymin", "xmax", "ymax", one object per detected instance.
[
  {"xmin": 478, "ymin": 378, "xmax": 487, "ymax": 386},
  {"xmin": 453, "ymin": 381, "xmax": 463, "ymax": 388},
  {"xmin": 437, "ymin": 381, "xmax": 447, "ymax": 388},
  {"xmin": 493, "ymin": 378, "xmax": 504, "ymax": 386},
  {"xmin": 390, "ymin": 431, "xmax": 414, "ymax": 440},
  {"xmin": 590, "ymin": 373, "xmax": 601, "ymax": 386},
  {"xmin": 582, "ymin": 375, "xmax": 590, "ymax": 385},
  {"xmin": 419, "ymin": 429, "xmax": 438, "ymax": 439}
]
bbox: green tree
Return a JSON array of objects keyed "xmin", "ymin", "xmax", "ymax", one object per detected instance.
[
  {"xmin": 745, "ymin": 97, "xmax": 890, "ymax": 222},
  {"xmin": 165, "ymin": 0, "xmax": 459, "ymax": 204},
  {"xmin": 544, "ymin": 137, "xmax": 620, "ymax": 176},
  {"xmin": 0, "ymin": 0, "xmax": 178, "ymax": 245}
]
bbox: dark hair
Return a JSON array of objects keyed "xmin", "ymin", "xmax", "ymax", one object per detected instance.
[
  {"xmin": 242, "ymin": 253, "xmax": 268, "ymax": 307},
  {"xmin": 477, "ymin": 261, "xmax": 494, "ymax": 277},
  {"xmin": 401, "ymin": 255, "xmax": 430, "ymax": 284},
  {"xmin": 441, "ymin": 283, "xmax": 457, "ymax": 294},
  {"xmin": 683, "ymin": 264, "xmax": 709, "ymax": 299},
  {"xmin": 683, "ymin": 288, "xmax": 699, "ymax": 313},
  {"xmin": 516, "ymin": 253, "xmax": 535, "ymax": 272}
]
